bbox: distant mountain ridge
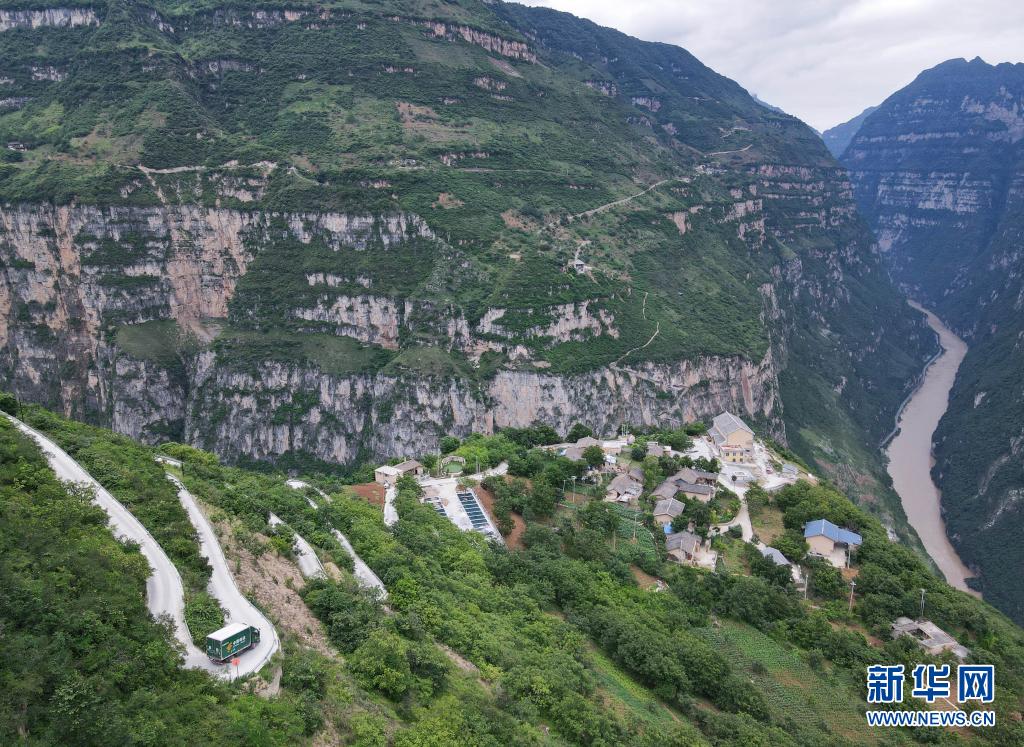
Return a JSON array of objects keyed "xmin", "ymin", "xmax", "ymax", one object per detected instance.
[
  {"xmin": 821, "ymin": 104, "xmax": 878, "ymax": 157},
  {"xmin": 840, "ymin": 56, "xmax": 1024, "ymax": 622}
]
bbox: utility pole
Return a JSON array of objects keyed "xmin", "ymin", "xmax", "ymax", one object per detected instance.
[
  {"xmin": 919, "ymin": 588, "xmax": 926, "ymax": 621},
  {"xmin": 571, "ymin": 476, "xmax": 576, "ymax": 504},
  {"xmin": 803, "ymin": 568, "xmax": 810, "ymax": 599},
  {"xmin": 848, "ymin": 580, "xmax": 857, "ymax": 613}
]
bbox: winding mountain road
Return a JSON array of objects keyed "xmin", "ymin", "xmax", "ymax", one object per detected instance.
[
  {"xmin": 267, "ymin": 511, "xmax": 326, "ymax": 579},
  {"xmin": 4, "ymin": 415, "xmax": 215, "ymax": 671},
  {"xmin": 168, "ymin": 474, "xmax": 279, "ymax": 678},
  {"xmin": 286, "ymin": 479, "xmax": 388, "ymax": 598}
]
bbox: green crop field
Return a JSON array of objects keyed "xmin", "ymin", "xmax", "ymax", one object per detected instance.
[{"xmin": 609, "ymin": 503, "xmax": 660, "ymax": 566}]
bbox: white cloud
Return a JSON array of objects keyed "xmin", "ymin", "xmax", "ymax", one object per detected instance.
[{"xmin": 516, "ymin": 0, "xmax": 1024, "ymax": 131}]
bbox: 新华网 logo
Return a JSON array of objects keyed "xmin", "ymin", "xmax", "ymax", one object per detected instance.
[{"xmin": 865, "ymin": 663, "xmax": 995, "ymax": 728}]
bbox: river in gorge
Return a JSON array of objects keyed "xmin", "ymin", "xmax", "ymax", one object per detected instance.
[{"xmin": 885, "ymin": 301, "xmax": 979, "ymax": 596}]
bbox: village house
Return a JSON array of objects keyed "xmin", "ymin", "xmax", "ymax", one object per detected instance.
[
  {"xmin": 605, "ymin": 473, "xmax": 643, "ymax": 504},
  {"xmin": 601, "ymin": 437, "xmax": 632, "ymax": 455},
  {"xmin": 651, "ymin": 481, "xmax": 677, "ymax": 501},
  {"xmin": 759, "ymin": 545, "xmax": 791, "ymax": 567},
  {"xmin": 709, "ymin": 411, "xmax": 755, "ymax": 463},
  {"xmin": 646, "ymin": 441, "xmax": 668, "ymax": 458},
  {"xmin": 652, "ymin": 473, "xmax": 715, "ymax": 504},
  {"xmin": 759, "ymin": 545, "xmax": 805, "ymax": 586},
  {"xmin": 653, "ymin": 497, "xmax": 685, "ymax": 525},
  {"xmin": 374, "ymin": 465, "xmax": 400, "ymax": 485},
  {"xmin": 665, "ymin": 529, "xmax": 703, "ymax": 565},
  {"xmin": 374, "ymin": 459, "xmax": 426, "ymax": 485},
  {"xmin": 676, "ymin": 480, "xmax": 714, "ymax": 502},
  {"xmin": 804, "ymin": 519, "xmax": 862, "ymax": 568},
  {"xmin": 551, "ymin": 435, "xmax": 617, "ymax": 462},
  {"xmin": 891, "ymin": 617, "xmax": 970, "ymax": 659},
  {"xmin": 675, "ymin": 466, "xmax": 719, "ymax": 485}
]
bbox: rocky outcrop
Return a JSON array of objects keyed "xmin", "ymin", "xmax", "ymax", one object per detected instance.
[
  {"xmin": 584, "ymin": 80, "xmax": 617, "ymax": 97},
  {"xmin": 630, "ymin": 96, "xmax": 661, "ymax": 112},
  {"xmin": 424, "ymin": 22, "xmax": 536, "ymax": 63},
  {"xmin": 0, "ymin": 204, "xmax": 435, "ymax": 422},
  {"xmin": 293, "ymin": 295, "xmax": 403, "ymax": 349},
  {"xmin": 185, "ymin": 347, "xmax": 779, "ymax": 465},
  {"xmin": 31, "ymin": 66, "xmax": 67, "ymax": 82},
  {"xmin": 0, "ymin": 7, "xmax": 99, "ymax": 32}
]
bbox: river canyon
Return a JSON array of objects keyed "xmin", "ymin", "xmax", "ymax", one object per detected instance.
[{"xmin": 886, "ymin": 302, "xmax": 978, "ymax": 595}]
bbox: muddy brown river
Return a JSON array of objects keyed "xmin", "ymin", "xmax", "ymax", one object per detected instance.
[{"xmin": 886, "ymin": 302, "xmax": 979, "ymax": 596}]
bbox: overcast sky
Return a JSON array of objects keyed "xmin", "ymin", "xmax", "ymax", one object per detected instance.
[{"xmin": 517, "ymin": 0, "xmax": 1024, "ymax": 131}]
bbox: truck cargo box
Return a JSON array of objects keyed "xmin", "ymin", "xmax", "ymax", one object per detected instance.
[{"xmin": 205, "ymin": 622, "xmax": 260, "ymax": 662}]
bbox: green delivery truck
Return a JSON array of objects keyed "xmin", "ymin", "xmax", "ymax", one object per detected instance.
[{"xmin": 205, "ymin": 622, "xmax": 261, "ymax": 662}]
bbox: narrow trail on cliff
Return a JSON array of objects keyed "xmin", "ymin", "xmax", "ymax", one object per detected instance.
[
  {"xmin": 547, "ymin": 179, "xmax": 674, "ymax": 227},
  {"xmin": 707, "ymin": 143, "xmax": 753, "ymax": 157},
  {"xmin": 611, "ymin": 321, "xmax": 660, "ymax": 367}
]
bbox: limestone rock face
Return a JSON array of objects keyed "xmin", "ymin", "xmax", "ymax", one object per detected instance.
[
  {"xmin": 0, "ymin": 199, "xmax": 785, "ymax": 461},
  {"xmin": 0, "ymin": 7, "xmax": 99, "ymax": 32}
]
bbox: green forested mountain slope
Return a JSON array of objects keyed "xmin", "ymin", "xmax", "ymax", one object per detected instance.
[
  {"xmin": 841, "ymin": 57, "xmax": 1024, "ymax": 622},
  {"xmin": 0, "ymin": 1, "xmax": 930, "ymax": 539},
  {"xmin": 0, "ymin": 415, "xmax": 312, "ymax": 744},
  {"xmin": 4, "ymin": 398, "xmax": 1024, "ymax": 744}
]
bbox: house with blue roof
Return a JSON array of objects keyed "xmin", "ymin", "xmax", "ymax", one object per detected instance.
[{"xmin": 804, "ymin": 519, "xmax": 862, "ymax": 568}]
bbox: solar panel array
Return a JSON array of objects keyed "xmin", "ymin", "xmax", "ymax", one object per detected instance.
[
  {"xmin": 457, "ymin": 490, "xmax": 490, "ymax": 530},
  {"xmin": 426, "ymin": 498, "xmax": 447, "ymax": 517}
]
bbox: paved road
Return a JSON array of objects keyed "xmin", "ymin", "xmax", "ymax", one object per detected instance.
[
  {"xmin": 267, "ymin": 512, "xmax": 326, "ymax": 579},
  {"xmin": 286, "ymin": 478, "xmax": 322, "ymax": 508},
  {"xmin": 168, "ymin": 474, "xmax": 279, "ymax": 678},
  {"xmin": 286, "ymin": 480, "xmax": 388, "ymax": 598},
  {"xmin": 383, "ymin": 483, "xmax": 399, "ymax": 526},
  {"xmin": 332, "ymin": 530, "xmax": 388, "ymax": 598},
  {"xmin": 5, "ymin": 415, "xmax": 213, "ymax": 671},
  {"xmin": 712, "ymin": 467, "xmax": 754, "ymax": 541}
]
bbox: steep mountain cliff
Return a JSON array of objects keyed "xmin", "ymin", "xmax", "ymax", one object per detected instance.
[
  {"xmin": 0, "ymin": 1, "xmax": 930, "ymax": 532},
  {"xmin": 842, "ymin": 57, "xmax": 1024, "ymax": 621}
]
